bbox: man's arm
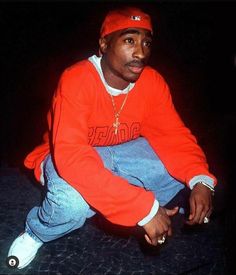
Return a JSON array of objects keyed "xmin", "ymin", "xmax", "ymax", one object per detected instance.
[
  {"xmin": 140, "ymin": 71, "xmax": 216, "ymax": 243},
  {"xmin": 141, "ymin": 71, "xmax": 217, "ymax": 187}
]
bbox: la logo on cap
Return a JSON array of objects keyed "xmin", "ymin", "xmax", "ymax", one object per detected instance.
[{"xmin": 130, "ymin": 15, "xmax": 141, "ymax": 21}]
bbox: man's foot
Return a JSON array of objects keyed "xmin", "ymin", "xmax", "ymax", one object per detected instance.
[{"xmin": 7, "ymin": 232, "xmax": 43, "ymax": 269}]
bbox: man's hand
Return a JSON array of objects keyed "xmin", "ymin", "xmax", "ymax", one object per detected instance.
[
  {"xmin": 186, "ymin": 183, "xmax": 213, "ymax": 225},
  {"xmin": 142, "ymin": 206, "xmax": 179, "ymax": 246}
]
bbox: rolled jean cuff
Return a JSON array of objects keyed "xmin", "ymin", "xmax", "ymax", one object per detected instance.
[{"xmin": 25, "ymin": 222, "xmax": 44, "ymax": 244}]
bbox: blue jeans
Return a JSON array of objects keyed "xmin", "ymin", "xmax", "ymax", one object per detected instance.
[{"xmin": 25, "ymin": 137, "xmax": 185, "ymax": 243}]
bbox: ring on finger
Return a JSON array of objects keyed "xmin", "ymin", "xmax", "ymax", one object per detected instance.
[
  {"xmin": 203, "ymin": 216, "xmax": 210, "ymax": 223},
  {"xmin": 157, "ymin": 235, "xmax": 166, "ymax": 244}
]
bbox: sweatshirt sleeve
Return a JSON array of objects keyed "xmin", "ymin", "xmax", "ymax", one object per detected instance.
[
  {"xmin": 51, "ymin": 68, "xmax": 155, "ymax": 227},
  {"xmin": 141, "ymin": 71, "xmax": 217, "ymax": 187}
]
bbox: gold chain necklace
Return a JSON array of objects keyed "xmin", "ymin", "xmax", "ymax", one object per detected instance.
[{"xmin": 110, "ymin": 92, "xmax": 129, "ymax": 135}]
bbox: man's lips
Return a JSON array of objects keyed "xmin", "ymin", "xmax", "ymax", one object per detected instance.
[
  {"xmin": 128, "ymin": 65, "xmax": 144, "ymax": 74},
  {"xmin": 126, "ymin": 60, "xmax": 145, "ymax": 74}
]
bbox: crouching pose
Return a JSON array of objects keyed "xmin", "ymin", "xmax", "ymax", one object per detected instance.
[{"xmin": 7, "ymin": 6, "xmax": 216, "ymax": 269}]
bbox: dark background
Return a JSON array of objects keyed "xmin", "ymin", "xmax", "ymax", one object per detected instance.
[{"xmin": 0, "ymin": 0, "xmax": 235, "ymax": 272}]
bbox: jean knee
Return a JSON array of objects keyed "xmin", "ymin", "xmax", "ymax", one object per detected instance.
[
  {"xmin": 46, "ymin": 184, "xmax": 90, "ymax": 224},
  {"xmin": 43, "ymin": 155, "xmax": 92, "ymax": 224}
]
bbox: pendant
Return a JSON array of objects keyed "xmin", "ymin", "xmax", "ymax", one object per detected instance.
[{"xmin": 113, "ymin": 116, "xmax": 120, "ymax": 135}]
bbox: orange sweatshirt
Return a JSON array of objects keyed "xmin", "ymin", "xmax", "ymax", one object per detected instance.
[{"xmin": 24, "ymin": 59, "xmax": 217, "ymax": 226}]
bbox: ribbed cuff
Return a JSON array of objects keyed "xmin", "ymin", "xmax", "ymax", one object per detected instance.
[
  {"xmin": 138, "ymin": 199, "xmax": 159, "ymax": 226},
  {"xmin": 189, "ymin": 175, "xmax": 215, "ymax": 190}
]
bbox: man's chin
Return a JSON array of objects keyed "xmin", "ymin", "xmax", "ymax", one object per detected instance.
[{"xmin": 124, "ymin": 72, "xmax": 142, "ymax": 83}]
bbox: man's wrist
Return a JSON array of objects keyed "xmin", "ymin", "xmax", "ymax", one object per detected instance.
[{"xmin": 195, "ymin": 181, "xmax": 215, "ymax": 194}]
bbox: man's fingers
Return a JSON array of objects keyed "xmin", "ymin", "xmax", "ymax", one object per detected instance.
[
  {"xmin": 167, "ymin": 226, "xmax": 172, "ymax": 237},
  {"xmin": 188, "ymin": 198, "xmax": 196, "ymax": 221},
  {"xmin": 187, "ymin": 201, "xmax": 205, "ymax": 225},
  {"xmin": 166, "ymin": 206, "xmax": 179, "ymax": 217},
  {"xmin": 199, "ymin": 202, "xmax": 212, "ymax": 223},
  {"xmin": 205, "ymin": 206, "xmax": 213, "ymax": 220},
  {"xmin": 144, "ymin": 234, "xmax": 153, "ymax": 245},
  {"xmin": 199, "ymin": 208, "xmax": 208, "ymax": 224},
  {"xmin": 144, "ymin": 233, "xmax": 168, "ymax": 246},
  {"xmin": 144, "ymin": 233, "xmax": 161, "ymax": 246}
]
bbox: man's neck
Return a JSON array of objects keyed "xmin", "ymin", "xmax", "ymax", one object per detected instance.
[
  {"xmin": 101, "ymin": 57, "xmax": 130, "ymax": 90},
  {"xmin": 88, "ymin": 55, "xmax": 135, "ymax": 96}
]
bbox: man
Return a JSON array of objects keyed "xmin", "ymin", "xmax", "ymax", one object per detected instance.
[{"xmin": 7, "ymin": 6, "xmax": 216, "ymax": 269}]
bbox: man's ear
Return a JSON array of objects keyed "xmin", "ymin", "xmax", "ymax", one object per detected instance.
[{"xmin": 99, "ymin": 37, "xmax": 108, "ymax": 55}]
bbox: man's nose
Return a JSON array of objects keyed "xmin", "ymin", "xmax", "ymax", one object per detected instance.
[{"xmin": 133, "ymin": 43, "xmax": 145, "ymax": 60}]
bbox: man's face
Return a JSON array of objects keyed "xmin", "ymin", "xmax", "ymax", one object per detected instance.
[{"xmin": 100, "ymin": 28, "xmax": 152, "ymax": 89}]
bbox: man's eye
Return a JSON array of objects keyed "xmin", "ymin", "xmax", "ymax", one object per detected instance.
[
  {"xmin": 124, "ymin": 38, "xmax": 134, "ymax": 44},
  {"xmin": 144, "ymin": 40, "xmax": 152, "ymax": 47}
]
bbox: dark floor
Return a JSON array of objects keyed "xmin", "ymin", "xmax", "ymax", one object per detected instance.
[{"xmin": 0, "ymin": 161, "xmax": 234, "ymax": 274}]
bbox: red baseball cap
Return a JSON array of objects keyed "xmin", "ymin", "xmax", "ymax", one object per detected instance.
[{"xmin": 100, "ymin": 7, "xmax": 153, "ymax": 38}]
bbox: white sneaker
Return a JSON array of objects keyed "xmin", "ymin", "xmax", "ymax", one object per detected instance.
[{"xmin": 7, "ymin": 232, "xmax": 43, "ymax": 269}]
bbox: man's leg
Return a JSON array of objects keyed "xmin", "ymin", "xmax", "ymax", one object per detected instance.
[
  {"xmin": 7, "ymin": 155, "xmax": 95, "ymax": 269},
  {"xmin": 96, "ymin": 137, "xmax": 187, "ymax": 208},
  {"xmin": 25, "ymin": 155, "xmax": 95, "ymax": 243}
]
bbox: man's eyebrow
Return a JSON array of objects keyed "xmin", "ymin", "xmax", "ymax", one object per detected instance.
[{"xmin": 119, "ymin": 29, "xmax": 152, "ymax": 38}]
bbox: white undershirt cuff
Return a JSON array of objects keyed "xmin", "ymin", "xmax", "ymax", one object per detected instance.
[
  {"xmin": 188, "ymin": 175, "xmax": 215, "ymax": 190},
  {"xmin": 138, "ymin": 199, "xmax": 159, "ymax": 226}
]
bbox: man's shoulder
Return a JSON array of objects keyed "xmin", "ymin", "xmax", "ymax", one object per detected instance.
[
  {"xmin": 63, "ymin": 58, "xmax": 94, "ymax": 77},
  {"xmin": 57, "ymin": 58, "xmax": 99, "ymax": 90},
  {"xmin": 141, "ymin": 66, "xmax": 166, "ymax": 84}
]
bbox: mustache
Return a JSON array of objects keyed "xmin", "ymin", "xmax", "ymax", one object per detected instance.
[{"xmin": 126, "ymin": 59, "xmax": 146, "ymax": 67}]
